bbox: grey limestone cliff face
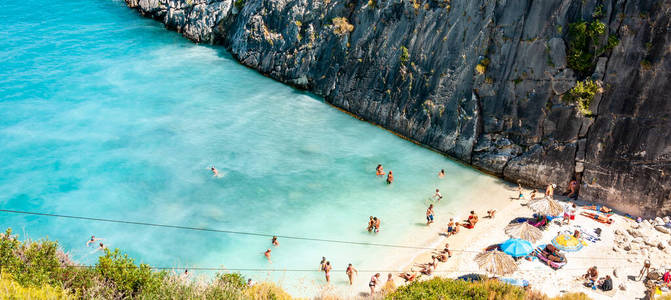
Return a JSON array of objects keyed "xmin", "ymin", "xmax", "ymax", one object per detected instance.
[{"xmin": 125, "ymin": 0, "xmax": 671, "ymax": 217}]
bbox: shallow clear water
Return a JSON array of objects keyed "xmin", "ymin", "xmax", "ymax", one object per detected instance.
[{"xmin": 0, "ymin": 0, "xmax": 498, "ymax": 295}]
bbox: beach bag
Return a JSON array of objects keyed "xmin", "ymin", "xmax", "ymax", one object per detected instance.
[{"xmin": 602, "ymin": 279, "xmax": 613, "ymax": 291}]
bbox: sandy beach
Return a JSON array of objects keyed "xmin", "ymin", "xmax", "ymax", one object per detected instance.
[{"xmin": 319, "ymin": 178, "xmax": 671, "ymax": 299}]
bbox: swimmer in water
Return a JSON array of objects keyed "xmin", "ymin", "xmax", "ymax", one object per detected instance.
[
  {"xmin": 86, "ymin": 235, "xmax": 103, "ymax": 247},
  {"xmin": 438, "ymin": 169, "xmax": 445, "ymax": 178},
  {"xmin": 95, "ymin": 242, "xmax": 107, "ymax": 252},
  {"xmin": 272, "ymin": 236, "xmax": 279, "ymax": 247},
  {"xmin": 433, "ymin": 189, "xmax": 443, "ymax": 201},
  {"xmin": 211, "ymin": 166, "xmax": 218, "ymax": 176},
  {"xmin": 264, "ymin": 249, "xmax": 272, "ymax": 263},
  {"xmin": 376, "ymin": 164, "xmax": 385, "ymax": 176},
  {"xmin": 386, "ymin": 170, "xmax": 394, "ymax": 184}
]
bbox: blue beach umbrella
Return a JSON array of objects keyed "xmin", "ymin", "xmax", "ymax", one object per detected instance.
[{"xmin": 500, "ymin": 238, "xmax": 533, "ymax": 257}]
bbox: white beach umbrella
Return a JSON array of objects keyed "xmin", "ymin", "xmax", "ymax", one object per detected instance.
[
  {"xmin": 474, "ymin": 250, "xmax": 518, "ymax": 276},
  {"xmin": 504, "ymin": 222, "xmax": 543, "ymax": 243},
  {"xmin": 527, "ymin": 197, "xmax": 564, "ymax": 216}
]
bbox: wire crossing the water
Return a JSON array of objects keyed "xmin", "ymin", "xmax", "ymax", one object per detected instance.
[{"xmin": 0, "ymin": 209, "xmax": 633, "ymax": 260}]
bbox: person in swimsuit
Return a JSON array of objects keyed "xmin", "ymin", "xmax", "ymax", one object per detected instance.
[
  {"xmin": 86, "ymin": 235, "xmax": 103, "ymax": 247},
  {"xmin": 264, "ymin": 249, "xmax": 272, "ymax": 263},
  {"xmin": 438, "ymin": 169, "xmax": 445, "ymax": 178},
  {"xmin": 95, "ymin": 242, "xmax": 107, "ymax": 252},
  {"xmin": 565, "ymin": 179, "xmax": 578, "ymax": 198},
  {"xmin": 376, "ymin": 164, "xmax": 385, "ymax": 176},
  {"xmin": 211, "ymin": 166, "xmax": 218, "ymax": 176},
  {"xmin": 271, "ymin": 236, "xmax": 279, "ymax": 247},
  {"xmin": 374, "ymin": 217, "xmax": 381, "ymax": 233},
  {"xmin": 516, "ymin": 182, "xmax": 524, "ymax": 200},
  {"xmin": 545, "ymin": 184, "xmax": 556, "ymax": 198},
  {"xmin": 447, "ymin": 218, "xmax": 455, "ymax": 235},
  {"xmin": 442, "ymin": 243, "xmax": 452, "ymax": 257},
  {"xmin": 320, "ymin": 257, "xmax": 326, "ymax": 271},
  {"xmin": 346, "ymin": 263, "xmax": 358, "ymax": 285},
  {"xmin": 466, "ymin": 211, "xmax": 478, "ymax": 228},
  {"xmin": 369, "ymin": 273, "xmax": 380, "ymax": 295},
  {"xmin": 367, "ymin": 216, "xmax": 374, "ymax": 232},
  {"xmin": 426, "ymin": 204, "xmax": 435, "ymax": 225},
  {"xmin": 530, "ymin": 189, "xmax": 537, "ymax": 200},
  {"xmin": 433, "ymin": 189, "xmax": 443, "ymax": 201},
  {"xmin": 386, "ymin": 170, "xmax": 393, "ymax": 184},
  {"xmin": 324, "ymin": 261, "xmax": 332, "ymax": 283},
  {"xmin": 486, "ymin": 209, "xmax": 496, "ymax": 218}
]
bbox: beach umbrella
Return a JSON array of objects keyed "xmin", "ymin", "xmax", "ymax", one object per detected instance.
[
  {"xmin": 505, "ymin": 222, "xmax": 543, "ymax": 242},
  {"xmin": 551, "ymin": 234, "xmax": 587, "ymax": 252},
  {"xmin": 528, "ymin": 197, "xmax": 564, "ymax": 216},
  {"xmin": 500, "ymin": 238, "xmax": 534, "ymax": 257},
  {"xmin": 474, "ymin": 250, "xmax": 518, "ymax": 276}
]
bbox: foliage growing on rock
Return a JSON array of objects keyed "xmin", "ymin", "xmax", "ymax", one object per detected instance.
[
  {"xmin": 234, "ymin": 0, "xmax": 245, "ymax": 10},
  {"xmin": 332, "ymin": 17, "xmax": 354, "ymax": 36},
  {"xmin": 400, "ymin": 46, "xmax": 410, "ymax": 65},
  {"xmin": 476, "ymin": 57, "xmax": 490, "ymax": 74},
  {"xmin": 566, "ymin": 20, "xmax": 618, "ymax": 76},
  {"xmin": 563, "ymin": 79, "xmax": 602, "ymax": 116}
]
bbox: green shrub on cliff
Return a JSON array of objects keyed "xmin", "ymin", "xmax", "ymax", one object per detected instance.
[
  {"xmin": 400, "ymin": 46, "xmax": 410, "ymax": 65},
  {"xmin": 563, "ymin": 79, "xmax": 601, "ymax": 116},
  {"xmin": 235, "ymin": 0, "xmax": 245, "ymax": 10},
  {"xmin": 332, "ymin": 17, "xmax": 354, "ymax": 36},
  {"xmin": 566, "ymin": 20, "xmax": 618, "ymax": 76}
]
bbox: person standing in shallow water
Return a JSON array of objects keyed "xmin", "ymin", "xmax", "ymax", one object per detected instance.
[
  {"xmin": 324, "ymin": 261, "xmax": 332, "ymax": 283},
  {"xmin": 386, "ymin": 170, "xmax": 393, "ymax": 184},
  {"xmin": 346, "ymin": 263, "xmax": 358, "ymax": 285},
  {"xmin": 426, "ymin": 204, "xmax": 435, "ymax": 225},
  {"xmin": 271, "ymin": 236, "xmax": 279, "ymax": 247},
  {"xmin": 433, "ymin": 189, "xmax": 443, "ymax": 202},
  {"xmin": 264, "ymin": 249, "xmax": 272, "ymax": 263}
]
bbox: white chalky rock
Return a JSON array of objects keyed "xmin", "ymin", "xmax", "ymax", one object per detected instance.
[
  {"xmin": 645, "ymin": 240, "xmax": 657, "ymax": 247},
  {"xmin": 632, "ymin": 237, "xmax": 643, "ymax": 243},
  {"xmin": 664, "ymin": 216, "xmax": 670, "ymax": 223},
  {"xmin": 655, "ymin": 217, "xmax": 664, "ymax": 225},
  {"xmin": 643, "ymin": 220, "xmax": 651, "ymax": 227},
  {"xmin": 615, "ymin": 229, "xmax": 625, "ymax": 236},
  {"xmin": 655, "ymin": 225, "xmax": 670, "ymax": 234},
  {"xmin": 613, "ymin": 246, "xmax": 620, "ymax": 252}
]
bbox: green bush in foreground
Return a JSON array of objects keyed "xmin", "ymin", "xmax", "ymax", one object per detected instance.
[
  {"xmin": 386, "ymin": 277, "xmax": 527, "ymax": 300},
  {"xmin": 0, "ymin": 228, "xmax": 289, "ymax": 299}
]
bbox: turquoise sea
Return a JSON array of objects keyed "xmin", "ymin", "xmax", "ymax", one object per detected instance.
[{"xmin": 0, "ymin": 0, "xmax": 499, "ymax": 296}]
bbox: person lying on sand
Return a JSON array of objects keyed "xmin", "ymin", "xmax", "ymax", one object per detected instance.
[
  {"xmin": 487, "ymin": 210, "xmax": 496, "ymax": 218},
  {"xmin": 400, "ymin": 271, "xmax": 417, "ymax": 282},
  {"xmin": 581, "ymin": 212, "xmax": 613, "ymax": 224},
  {"xmin": 435, "ymin": 253, "xmax": 448, "ymax": 262}
]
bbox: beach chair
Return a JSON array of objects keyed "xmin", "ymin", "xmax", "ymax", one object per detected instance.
[{"xmin": 533, "ymin": 245, "xmax": 567, "ymax": 270}]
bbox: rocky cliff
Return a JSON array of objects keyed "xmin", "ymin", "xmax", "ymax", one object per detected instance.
[{"xmin": 125, "ymin": 0, "xmax": 671, "ymax": 217}]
